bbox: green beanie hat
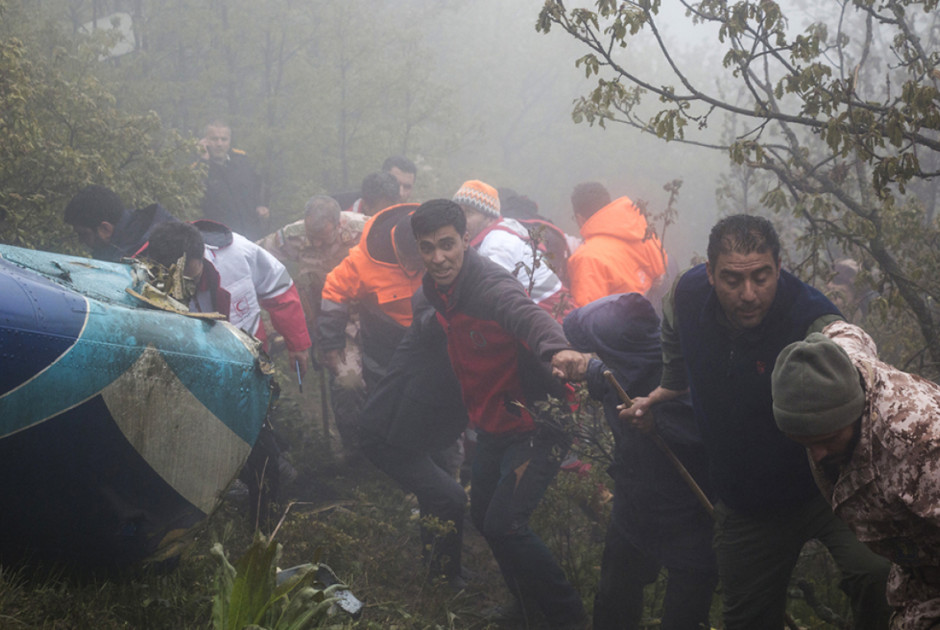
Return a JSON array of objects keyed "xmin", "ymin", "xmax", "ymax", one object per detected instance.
[{"xmin": 772, "ymin": 333, "xmax": 865, "ymax": 437}]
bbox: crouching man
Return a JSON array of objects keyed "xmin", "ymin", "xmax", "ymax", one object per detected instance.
[
  {"xmin": 773, "ymin": 320, "xmax": 940, "ymax": 628},
  {"xmin": 410, "ymin": 199, "xmax": 590, "ymax": 629},
  {"xmin": 144, "ymin": 221, "xmax": 311, "ymax": 529}
]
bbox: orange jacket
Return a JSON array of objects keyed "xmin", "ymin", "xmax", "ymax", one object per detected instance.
[
  {"xmin": 568, "ymin": 196, "xmax": 667, "ymax": 307},
  {"xmin": 321, "ymin": 203, "xmax": 423, "ymax": 328}
]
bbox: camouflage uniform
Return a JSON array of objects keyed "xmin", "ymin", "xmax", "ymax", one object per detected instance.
[
  {"xmin": 820, "ymin": 320, "xmax": 940, "ymax": 629},
  {"xmin": 257, "ymin": 211, "xmax": 367, "ymax": 325},
  {"xmin": 258, "ymin": 212, "xmax": 368, "ymax": 450}
]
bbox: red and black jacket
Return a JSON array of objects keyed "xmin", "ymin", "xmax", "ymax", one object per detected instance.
[{"xmin": 423, "ymin": 248, "xmax": 570, "ymax": 435}]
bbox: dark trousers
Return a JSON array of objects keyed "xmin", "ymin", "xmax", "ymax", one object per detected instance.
[
  {"xmin": 471, "ymin": 428, "xmax": 586, "ymax": 627},
  {"xmin": 239, "ymin": 424, "xmax": 282, "ymax": 530},
  {"xmin": 593, "ymin": 489, "xmax": 717, "ymax": 630},
  {"xmin": 714, "ymin": 493, "xmax": 892, "ymax": 629},
  {"xmin": 363, "ymin": 441, "xmax": 467, "ymax": 579},
  {"xmin": 329, "ymin": 373, "xmax": 365, "ymax": 454}
]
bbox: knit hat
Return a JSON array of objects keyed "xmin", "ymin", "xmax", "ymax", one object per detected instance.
[
  {"xmin": 452, "ymin": 180, "xmax": 500, "ymax": 219},
  {"xmin": 771, "ymin": 333, "xmax": 865, "ymax": 437}
]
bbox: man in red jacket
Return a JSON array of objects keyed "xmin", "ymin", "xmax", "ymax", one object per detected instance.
[{"xmin": 411, "ymin": 199, "xmax": 590, "ymax": 630}]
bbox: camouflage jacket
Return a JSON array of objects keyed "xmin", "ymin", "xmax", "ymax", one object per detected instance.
[
  {"xmin": 257, "ymin": 211, "xmax": 367, "ymax": 324},
  {"xmin": 820, "ymin": 320, "xmax": 940, "ymax": 629}
]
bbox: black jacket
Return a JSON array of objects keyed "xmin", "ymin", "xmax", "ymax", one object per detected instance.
[
  {"xmin": 93, "ymin": 204, "xmax": 178, "ymax": 262},
  {"xmin": 201, "ymin": 152, "xmax": 265, "ymax": 240},
  {"xmin": 674, "ymin": 264, "xmax": 841, "ymax": 513},
  {"xmin": 359, "ymin": 292, "xmax": 468, "ymax": 455},
  {"xmin": 564, "ymin": 292, "xmax": 714, "ymax": 569}
]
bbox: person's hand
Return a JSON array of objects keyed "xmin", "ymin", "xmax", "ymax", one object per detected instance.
[
  {"xmin": 620, "ymin": 400, "xmax": 655, "ymax": 434},
  {"xmin": 551, "ymin": 350, "xmax": 591, "ymax": 381},
  {"xmin": 619, "ymin": 395, "xmax": 653, "ymax": 426},
  {"xmin": 197, "ymin": 138, "xmax": 209, "ymax": 160},
  {"xmin": 256, "ymin": 206, "xmax": 270, "ymax": 219},
  {"xmin": 322, "ymin": 348, "xmax": 345, "ymax": 376},
  {"xmin": 288, "ymin": 349, "xmax": 308, "ymax": 379}
]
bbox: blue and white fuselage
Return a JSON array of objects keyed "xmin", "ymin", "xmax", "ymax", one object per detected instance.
[{"xmin": 0, "ymin": 245, "xmax": 274, "ymax": 569}]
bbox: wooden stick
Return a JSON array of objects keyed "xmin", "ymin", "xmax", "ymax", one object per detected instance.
[
  {"xmin": 603, "ymin": 370, "xmax": 714, "ymax": 517},
  {"xmin": 603, "ymin": 370, "xmax": 802, "ymax": 628},
  {"xmin": 318, "ymin": 363, "xmax": 331, "ymax": 442}
]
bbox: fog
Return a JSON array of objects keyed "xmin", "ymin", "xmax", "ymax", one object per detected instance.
[
  {"xmin": 13, "ymin": 0, "xmax": 906, "ymax": 265},
  {"xmin": 421, "ymin": 1, "xmax": 728, "ymax": 266},
  {"xmin": 54, "ymin": 0, "xmax": 784, "ymax": 266},
  {"xmin": 419, "ymin": 0, "xmax": 895, "ymax": 267}
]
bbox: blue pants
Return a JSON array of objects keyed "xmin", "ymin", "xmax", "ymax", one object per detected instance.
[{"xmin": 471, "ymin": 428, "xmax": 586, "ymax": 627}]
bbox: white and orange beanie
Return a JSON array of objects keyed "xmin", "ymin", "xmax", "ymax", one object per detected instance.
[{"xmin": 452, "ymin": 180, "xmax": 501, "ymax": 219}]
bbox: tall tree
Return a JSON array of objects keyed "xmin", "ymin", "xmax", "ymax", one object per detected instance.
[
  {"xmin": 74, "ymin": 0, "xmax": 453, "ymax": 218},
  {"xmin": 538, "ymin": 0, "xmax": 940, "ymax": 375},
  {"xmin": 0, "ymin": 0, "xmax": 203, "ymax": 252}
]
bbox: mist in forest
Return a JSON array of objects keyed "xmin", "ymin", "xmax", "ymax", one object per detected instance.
[
  {"xmin": 22, "ymin": 0, "xmax": 751, "ymax": 265},
  {"xmin": 12, "ymin": 0, "xmax": 917, "ymax": 266},
  {"xmin": 423, "ymin": 1, "xmax": 727, "ymax": 266}
]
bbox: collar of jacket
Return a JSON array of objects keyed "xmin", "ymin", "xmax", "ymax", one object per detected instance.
[{"xmin": 424, "ymin": 247, "xmax": 485, "ymax": 314}]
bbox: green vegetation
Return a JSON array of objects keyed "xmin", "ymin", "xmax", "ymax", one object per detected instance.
[
  {"xmin": 0, "ymin": 0, "xmax": 204, "ymax": 252},
  {"xmin": 0, "ymin": 364, "xmax": 859, "ymax": 628},
  {"xmin": 538, "ymin": 0, "xmax": 940, "ymax": 378},
  {"xmin": 0, "ymin": 0, "xmax": 450, "ymax": 251},
  {"xmin": 0, "ymin": 0, "xmax": 927, "ymax": 627},
  {"xmin": 210, "ymin": 533, "xmax": 343, "ymax": 630}
]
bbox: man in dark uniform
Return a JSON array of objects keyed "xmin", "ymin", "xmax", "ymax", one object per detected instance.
[
  {"xmin": 63, "ymin": 184, "xmax": 178, "ymax": 262},
  {"xmin": 199, "ymin": 120, "xmax": 269, "ymax": 240}
]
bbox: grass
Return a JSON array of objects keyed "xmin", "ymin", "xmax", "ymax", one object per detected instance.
[{"xmin": 0, "ymin": 356, "xmax": 856, "ymax": 629}]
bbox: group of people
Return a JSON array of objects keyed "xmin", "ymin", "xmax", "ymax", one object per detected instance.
[{"xmin": 58, "ymin": 120, "xmax": 940, "ymax": 630}]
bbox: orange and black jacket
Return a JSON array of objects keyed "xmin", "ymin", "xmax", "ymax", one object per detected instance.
[{"xmin": 319, "ymin": 204, "xmax": 422, "ymax": 379}]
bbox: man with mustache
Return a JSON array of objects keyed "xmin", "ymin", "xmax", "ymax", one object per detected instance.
[
  {"xmin": 774, "ymin": 322, "xmax": 940, "ymax": 628},
  {"xmin": 621, "ymin": 214, "xmax": 891, "ymax": 628}
]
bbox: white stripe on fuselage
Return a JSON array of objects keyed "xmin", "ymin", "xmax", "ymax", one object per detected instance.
[{"xmin": 100, "ymin": 345, "xmax": 251, "ymax": 514}]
